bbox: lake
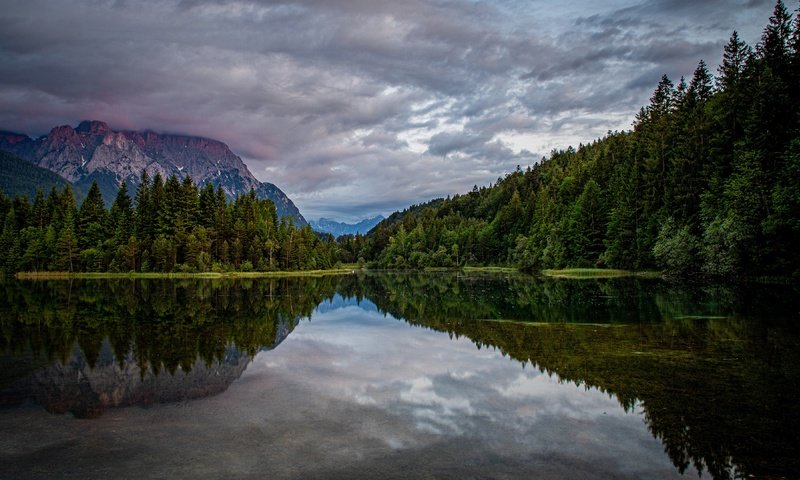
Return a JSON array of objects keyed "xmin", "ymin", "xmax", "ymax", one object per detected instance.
[{"xmin": 0, "ymin": 272, "xmax": 798, "ymax": 479}]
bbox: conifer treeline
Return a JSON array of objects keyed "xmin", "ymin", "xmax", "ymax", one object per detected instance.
[
  {"xmin": 0, "ymin": 171, "xmax": 338, "ymax": 273},
  {"xmin": 355, "ymin": 1, "xmax": 800, "ymax": 277}
]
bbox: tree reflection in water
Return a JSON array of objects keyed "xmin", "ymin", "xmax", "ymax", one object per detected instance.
[
  {"xmin": 0, "ymin": 273, "xmax": 797, "ymax": 479},
  {"xmin": 0, "ymin": 277, "xmax": 339, "ymax": 416}
]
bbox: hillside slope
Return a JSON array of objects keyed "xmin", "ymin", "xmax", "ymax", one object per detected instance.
[{"xmin": 0, "ymin": 150, "xmax": 75, "ymax": 200}]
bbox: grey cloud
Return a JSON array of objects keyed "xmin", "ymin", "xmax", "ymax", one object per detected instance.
[
  {"xmin": 0, "ymin": 0, "xmax": 773, "ymax": 221},
  {"xmin": 426, "ymin": 130, "xmax": 494, "ymax": 157},
  {"xmin": 360, "ymin": 130, "xmax": 409, "ymax": 150}
]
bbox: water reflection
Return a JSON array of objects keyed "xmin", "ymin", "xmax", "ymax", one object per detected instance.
[
  {"xmin": 0, "ymin": 273, "xmax": 798, "ymax": 479},
  {"xmin": 0, "ymin": 277, "xmax": 339, "ymax": 416},
  {"xmin": 346, "ymin": 273, "xmax": 800, "ymax": 479},
  {"xmin": 259, "ymin": 296, "xmax": 677, "ymax": 478}
]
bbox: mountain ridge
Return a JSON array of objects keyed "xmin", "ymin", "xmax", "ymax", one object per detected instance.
[
  {"xmin": 311, "ymin": 215, "xmax": 385, "ymax": 237},
  {"xmin": 0, "ymin": 120, "xmax": 306, "ymax": 225}
]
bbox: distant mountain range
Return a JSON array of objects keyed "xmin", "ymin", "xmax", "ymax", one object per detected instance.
[
  {"xmin": 0, "ymin": 120, "xmax": 306, "ymax": 225},
  {"xmin": 311, "ymin": 215, "xmax": 384, "ymax": 237}
]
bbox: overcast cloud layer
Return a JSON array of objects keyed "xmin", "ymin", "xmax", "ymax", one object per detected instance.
[{"xmin": 0, "ymin": 0, "xmax": 773, "ymax": 221}]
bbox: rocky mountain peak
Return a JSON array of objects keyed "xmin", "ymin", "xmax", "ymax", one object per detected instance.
[
  {"xmin": 75, "ymin": 120, "xmax": 112, "ymax": 135},
  {"xmin": 0, "ymin": 120, "xmax": 307, "ymax": 224},
  {"xmin": 46, "ymin": 124, "xmax": 81, "ymax": 143}
]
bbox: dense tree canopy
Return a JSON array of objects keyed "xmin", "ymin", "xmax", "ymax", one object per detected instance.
[{"xmin": 0, "ymin": 172, "xmax": 338, "ymax": 274}]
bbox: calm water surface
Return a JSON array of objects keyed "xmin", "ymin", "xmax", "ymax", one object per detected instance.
[{"xmin": 0, "ymin": 273, "xmax": 798, "ymax": 479}]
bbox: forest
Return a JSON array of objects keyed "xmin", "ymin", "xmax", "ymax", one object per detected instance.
[
  {"xmin": 2, "ymin": 2, "xmax": 799, "ymax": 277},
  {"xmin": 0, "ymin": 172, "xmax": 339, "ymax": 274},
  {"xmin": 355, "ymin": 2, "xmax": 800, "ymax": 277}
]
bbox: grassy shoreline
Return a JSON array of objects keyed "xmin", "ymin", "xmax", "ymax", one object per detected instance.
[
  {"xmin": 461, "ymin": 266, "xmax": 520, "ymax": 274},
  {"xmin": 11, "ymin": 267, "xmax": 795, "ymax": 283},
  {"xmin": 542, "ymin": 268, "xmax": 663, "ymax": 279},
  {"xmin": 13, "ymin": 266, "xmax": 658, "ymax": 281},
  {"xmin": 14, "ymin": 267, "xmax": 361, "ymax": 281}
]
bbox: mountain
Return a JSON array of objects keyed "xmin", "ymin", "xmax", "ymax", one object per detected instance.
[
  {"xmin": 0, "ymin": 120, "xmax": 306, "ymax": 224},
  {"xmin": 0, "ymin": 149, "xmax": 75, "ymax": 200},
  {"xmin": 311, "ymin": 215, "xmax": 384, "ymax": 237},
  {"xmin": 0, "ymin": 314, "xmax": 299, "ymax": 419}
]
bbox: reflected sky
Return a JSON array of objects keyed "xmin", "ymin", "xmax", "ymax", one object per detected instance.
[
  {"xmin": 242, "ymin": 295, "xmax": 684, "ymax": 478},
  {"xmin": 1, "ymin": 293, "xmax": 687, "ymax": 479}
]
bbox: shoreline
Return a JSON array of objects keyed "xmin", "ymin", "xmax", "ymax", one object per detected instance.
[
  {"xmin": 541, "ymin": 268, "xmax": 663, "ymax": 279},
  {"xmin": 14, "ymin": 268, "xmax": 360, "ymax": 280},
  {"xmin": 11, "ymin": 267, "xmax": 795, "ymax": 284}
]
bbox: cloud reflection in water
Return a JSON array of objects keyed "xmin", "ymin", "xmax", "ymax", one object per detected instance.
[{"xmin": 244, "ymin": 295, "xmax": 681, "ymax": 477}]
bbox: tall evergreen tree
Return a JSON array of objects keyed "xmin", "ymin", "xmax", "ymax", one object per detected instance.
[
  {"xmin": 671, "ymin": 61, "xmax": 714, "ymax": 224},
  {"xmin": 759, "ymin": 0, "xmax": 793, "ymax": 78},
  {"xmin": 56, "ymin": 211, "xmax": 78, "ymax": 272},
  {"xmin": 717, "ymin": 31, "xmax": 752, "ymax": 92},
  {"xmin": 150, "ymin": 172, "xmax": 165, "ymax": 237},
  {"xmin": 0, "ymin": 209, "xmax": 21, "ymax": 273},
  {"xmin": 180, "ymin": 176, "xmax": 199, "ymax": 230},
  {"xmin": 78, "ymin": 181, "xmax": 108, "ymax": 250},
  {"xmin": 159, "ymin": 175, "xmax": 181, "ymax": 237},
  {"xmin": 110, "ymin": 182, "xmax": 134, "ymax": 246},
  {"xmin": 31, "ymin": 190, "xmax": 48, "ymax": 229},
  {"xmin": 198, "ymin": 182, "xmax": 217, "ymax": 229},
  {"xmin": 135, "ymin": 170, "xmax": 153, "ymax": 247}
]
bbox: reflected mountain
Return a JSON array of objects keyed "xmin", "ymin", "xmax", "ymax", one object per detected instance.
[
  {"xmin": 0, "ymin": 277, "xmax": 339, "ymax": 417},
  {"xmin": 1, "ymin": 273, "xmax": 798, "ymax": 479},
  {"xmin": 4, "ymin": 341, "xmax": 251, "ymax": 419}
]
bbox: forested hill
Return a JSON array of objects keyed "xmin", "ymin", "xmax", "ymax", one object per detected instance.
[
  {"xmin": 359, "ymin": 2, "xmax": 800, "ymax": 277},
  {"xmin": 0, "ymin": 150, "xmax": 76, "ymax": 201}
]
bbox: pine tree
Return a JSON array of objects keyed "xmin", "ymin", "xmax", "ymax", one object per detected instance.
[
  {"xmin": 717, "ymin": 31, "xmax": 752, "ymax": 92},
  {"xmin": 135, "ymin": 170, "xmax": 153, "ymax": 248},
  {"xmin": 566, "ymin": 179, "xmax": 606, "ymax": 266},
  {"xmin": 792, "ymin": 5, "xmax": 800, "ymax": 69},
  {"xmin": 110, "ymin": 182, "xmax": 134, "ymax": 246},
  {"xmin": 150, "ymin": 172, "xmax": 166, "ymax": 237},
  {"xmin": 12, "ymin": 196, "xmax": 30, "ymax": 231},
  {"xmin": 790, "ymin": 4, "xmax": 800, "ymax": 121},
  {"xmin": 59, "ymin": 185, "xmax": 78, "ymax": 224},
  {"xmin": 198, "ymin": 182, "xmax": 217, "ymax": 228},
  {"xmin": 21, "ymin": 226, "xmax": 47, "ymax": 271},
  {"xmin": 747, "ymin": 0, "xmax": 795, "ymax": 158},
  {"xmin": 31, "ymin": 189, "xmax": 48, "ymax": 228},
  {"xmin": 687, "ymin": 60, "xmax": 713, "ymax": 104},
  {"xmin": 159, "ymin": 175, "xmax": 181, "ymax": 237},
  {"xmin": 180, "ymin": 176, "xmax": 199, "ymax": 231},
  {"xmin": 759, "ymin": 0, "xmax": 793, "ymax": 78},
  {"xmin": 56, "ymin": 212, "xmax": 78, "ymax": 272},
  {"xmin": 45, "ymin": 187, "xmax": 61, "ymax": 230},
  {"xmin": 707, "ymin": 32, "xmax": 753, "ymax": 218},
  {"xmin": 78, "ymin": 181, "xmax": 108, "ymax": 250},
  {"xmin": 0, "ymin": 209, "xmax": 21, "ymax": 273},
  {"xmin": 670, "ymin": 61, "xmax": 714, "ymax": 224},
  {"xmin": 107, "ymin": 182, "xmax": 138, "ymax": 271}
]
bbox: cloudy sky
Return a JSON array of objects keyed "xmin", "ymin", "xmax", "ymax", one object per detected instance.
[{"xmin": 0, "ymin": 0, "xmax": 774, "ymax": 221}]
